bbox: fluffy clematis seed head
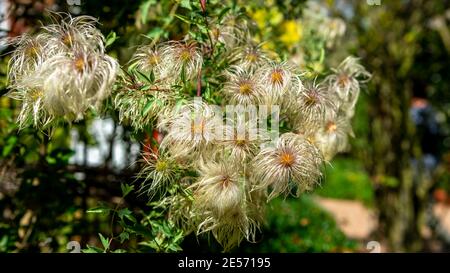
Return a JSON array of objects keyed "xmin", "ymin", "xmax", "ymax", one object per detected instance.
[
  {"xmin": 314, "ymin": 115, "xmax": 353, "ymax": 161},
  {"xmin": 159, "ymin": 40, "xmax": 203, "ymax": 83},
  {"xmin": 136, "ymin": 150, "xmax": 181, "ymax": 199},
  {"xmin": 5, "ymin": 13, "xmax": 118, "ymax": 129},
  {"xmin": 191, "ymin": 160, "xmax": 243, "ymax": 217},
  {"xmin": 39, "ymin": 50, "xmax": 118, "ymax": 121},
  {"xmin": 41, "ymin": 13, "xmax": 106, "ymax": 53},
  {"xmin": 254, "ymin": 61, "xmax": 301, "ymax": 106},
  {"xmin": 220, "ymin": 119, "xmax": 269, "ymax": 164},
  {"xmin": 6, "ymin": 33, "xmax": 53, "ymax": 86},
  {"xmin": 252, "ymin": 132, "xmax": 323, "ymax": 199},
  {"xmin": 230, "ymin": 43, "xmax": 271, "ymax": 71},
  {"xmin": 326, "ymin": 56, "xmax": 371, "ymax": 118},
  {"xmin": 292, "ymin": 80, "xmax": 336, "ymax": 134},
  {"xmin": 129, "ymin": 43, "xmax": 173, "ymax": 86},
  {"xmin": 158, "ymin": 101, "xmax": 224, "ymax": 159},
  {"xmin": 222, "ymin": 65, "xmax": 264, "ymax": 106}
]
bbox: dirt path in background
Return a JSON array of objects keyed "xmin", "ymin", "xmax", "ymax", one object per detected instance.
[
  {"xmin": 314, "ymin": 197, "xmax": 378, "ymax": 240},
  {"xmin": 314, "ymin": 196, "xmax": 450, "ymax": 252}
]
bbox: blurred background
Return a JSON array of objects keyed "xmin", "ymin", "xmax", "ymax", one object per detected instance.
[{"xmin": 1, "ymin": 0, "xmax": 450, "ymax": 253}]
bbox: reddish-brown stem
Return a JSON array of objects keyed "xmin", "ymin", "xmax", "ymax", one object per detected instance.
[{"xmin": 200, "ymin": 0, "xmax": 207, "ymax": 13}]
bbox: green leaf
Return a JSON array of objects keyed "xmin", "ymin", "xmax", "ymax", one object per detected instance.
[
  {"xmin": 82, "ymin": 245, "xmax": 104, "ymax": 253},
  {"xmin": 174, "ymin": 14, "xmax": 192, "ymax": 24},
  {"xmin": 127, "ymin": 62, "xmax": 139, "ymax": 73},
  {"xmin": 86, "ymin": 207, "xmax": 111, "ymax": 214},
  {"xmin": 218, "ymin": 7, "xmax": 231, "ymax": 22},
  {"xmin": 173, "ymin": 230, "xmax": 184, "ymax": 243},
  {"xmin": 45, "ymin": 156, "xmax": 57, "ymax": 164},
  {"xmin": 138, "ymin": 241, "xmax": 159, "ymax": 250},
  {"xmin": 143, "ymin": 100, "xmax": 155, "ymax": 116},
  {"xmin": 140, "ymin": 85, "xmax": 152, "ymax": 91},
  {"xmin": 149, "ymin": 70, "xmax": 155, "ymax": 83},
  {"xmin": 119, "ymin": 232, "xmax": 130, "ymax": 243},
  {"xmin": 179, "ymin": 0, "xmax": 192, "ymax": 10},
  {"xmin": 118, "ymin": 208, "xmax": 131, "ymax": 219},
  {"xmin": 105, "ymin": 31, "xmax": 119, "ymax": 48},
  {"xmin": 135, "ymin": 69, "xmax": 153, "ymax": 84},
  {"xmin": 125, "ymin": 224, "xmax": 153, "ymax": 238},
  {"xmin": 197, "ymin": 24, "xmax": 208, "ymax": 35},
  {"xmin": 146, "ymin": 27, "xmax": 164, "ymax": 39},
  {"xmin": 98, "ymin": 233, "xmax": 110, "ymax": 251},
  {"xmin": 0, "ymin": 235, "xmax": 8, "ymax": 251},
  {"xmin": 120, "ymin": 183, "xmax": 134, "ymax": 197},
  {"xmin": 2, "ymin": 136, "xmax": 17, "ymax": 157},
  {"xmin": 118, "ymin": 208, "xmax": 136, "ymax": 222},
  {"xmin": 140, "ymin": 0, "xmax": 155, "ymax": 24},
  {"xmin": 319, "ymin": 47, "xmax": 325, "ymax": 63},
  {"xmin": 180, "ymin": 64, "xmax": 186, "ymax": 83}
]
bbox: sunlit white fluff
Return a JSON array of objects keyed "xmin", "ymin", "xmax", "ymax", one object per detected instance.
[
  {"xmin": 210, "ymin": 14, "xmax": 248, "ymax": 49},
  {"xmin": 136, "ymin": 150, "xmax": 180, "ymax": 199},
  {"xmin": 314, "ymin": 116, "xmax": 353, "ymax": 161},
  {"xmin": 191, "ymin": 160, "xmax": 243, "ymax": 217},
  {"xmin": 222, "ymin": 65, "xmax": 263, "ymax": 106},
  {"xmin": 220, "ymin": 119, "xmax": 269, "ymax": 164},
  {"xmin": 41, "ymin": 13, "xmax": 105, "ymax": 53},
  {"xmin": 159, "ymin": 40, "xmax": 203, "ymax": 83},
  {"xmin": 158, "ymin": 101, "xmax": 225, "ymax": 159},
  {"xmin": 6, "ymin": 34, "xmax": 52, "ymax": 85},
  {"xmin": 40, "ymin": 50, "xmax": 118, "ymax": 121},
  {"xmin": 129, "ymin": 43, "xmax": 172, "ymax": 84},
  {"xmin": 318, "ymin": 18, "xmax": 346, "ymax": 47},
  {"xmin": 229, "ymin": 43, "xmax": 271, "ymax": 71},
  {"xmin": 5, "ymin": 13, "xmax": 118, "ymax": 128},
  {"xmin": 9, "ymin": 87, "xmax": 52, "ymax": 129},
  {"xmin": 198, "ymin": 208, "xmax": 259, "ymax": 252},
  {"xmin": 302, "ymin": 1, "xmax": 346, "ymax": 47},
  {"xmin": 326, "ymin": 56, "xmax": 371, "ymax": 117},
  {"xmin": 252, "ymin": 132, "xmax": 323, "ymax": 199},
  {"xmin": 254, "ymin": 61, "xmax": 301, "ymax": 106},
  {"xmin": 292, "ymin": 80, "xmax": 336, "ymax": 134}
]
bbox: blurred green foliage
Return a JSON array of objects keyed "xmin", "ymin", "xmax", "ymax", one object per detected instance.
[
  {"xmin": 317, "ymin": 158, "xmax": 374, "ymax": 206},
  {"xmin": 242, "ymin": 196, "xmax": 358, "ymax": 252}
]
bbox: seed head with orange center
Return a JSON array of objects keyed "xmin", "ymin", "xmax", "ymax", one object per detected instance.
[
  {"xmin": 253, "ymin": 133, "xmax": 323, "ymax": 199},
  {"xmin": 223, "ymin": 65, "xmax": 263, "ymax": 105}
]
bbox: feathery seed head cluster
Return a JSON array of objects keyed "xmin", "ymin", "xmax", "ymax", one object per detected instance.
[
  {"xmin": 114, "ymin": 40, "xmax": 203, "ymax": 131},
  {"xmin": 3, "ymin": 10, "xmax": 370, "ymax": 252},
  {"xmin": 132, "ymin": 18, "xmax": 369, "ymax": 249},
  {"xmin": 6, "ymin": 13, "xmax": 118, "ymax": 129},
  {"xmin": 302, "ymin": 1, "xmax": 346, "ymax": 48}
]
